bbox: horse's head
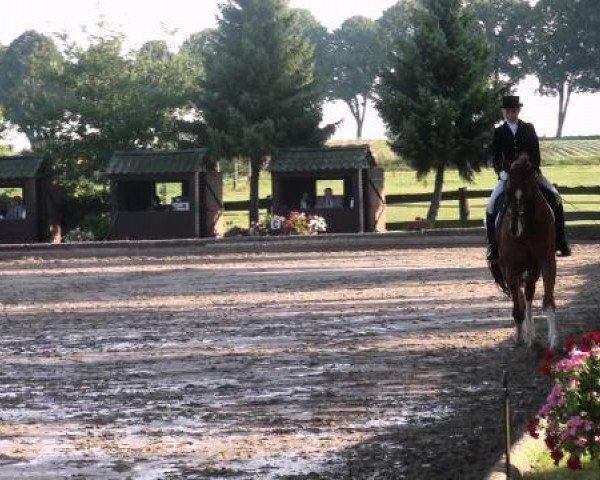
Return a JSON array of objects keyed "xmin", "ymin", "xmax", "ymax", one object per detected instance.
[
  {"xmin": 505, "ymin": 152, "xmax": 538, "ymax": 236},
  {"xmin": 508, "ymin": 152, "xmax": 538, "ymax": 191}
]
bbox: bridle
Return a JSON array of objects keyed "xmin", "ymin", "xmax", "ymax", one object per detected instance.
[{"xmin": 505, "ymin": 156, "xmax": 538, "ymax": 238}]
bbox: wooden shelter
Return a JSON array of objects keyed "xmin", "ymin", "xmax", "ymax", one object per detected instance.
[
  {"xmin": 270, "ymin": 145, "xmax": 385, "ymax": 233},
  {"xmin": 0, "ymin": 155, "xmax": 45, "ymax": 244},
  {"xmin": 107, "ymin": 149, "xmax": 223, "ymax": 240}
]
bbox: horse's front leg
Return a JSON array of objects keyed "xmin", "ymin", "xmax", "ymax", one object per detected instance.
[
  {"xmin": 524, "ymin": 271, "xmax": 539, "ymax": 348},
  {"xmin": 508, "ymin": 275, "xmax": 526, "ymax": 346},
  {"xmin": 541, "ymin": 257, "xmax": 558, "ymax": 350}
]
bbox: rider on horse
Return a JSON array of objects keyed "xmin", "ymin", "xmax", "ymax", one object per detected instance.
[{"xmin": 486, "ymin": 95, "xmax": 572, "ymax": 261}]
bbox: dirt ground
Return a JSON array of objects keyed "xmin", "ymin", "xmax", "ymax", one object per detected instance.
[{"xmin": 0, "ymin": 244, "xmax": 599, "ymax": 480}]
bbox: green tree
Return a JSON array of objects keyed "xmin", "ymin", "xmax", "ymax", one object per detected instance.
[
  {"xmin": 378, "ymin": 1, "xmax": 413, "ymax": 58},
  {"xmin": 51, "ymin": 32, "xmax": 199, "ymax": 193},
  {"xmin": 176, "ymin": 30, "xmax": 215, "ymax": 149},
  {"xmin": 202, "ymin": 0, "xmax": 334, "ymax": 224},
  {"xmin": 329, "ymin": 16, "xmax": 384, "ymax": 140},
  {"xmin": 134, "ymin": 39, "xmax": 202, "ymax": 148},
  {"xmin": 528, "ymin": 0, "xmax": 600, "ymax": 138},
  {"xmin": 377, "ymin": 0, "xmax": 498, "ymax": 224},
  {"xmin": 0, "ymin": 30, "xmax": 65, "ymax": 151},
  {"xmin": 180, "ymin": 29, "xmax": 217, "ymax": 66},
  {"xmin": 137, "ymin": 39, "xmax": 172, "ymax": 62},
  {"xmin": 292, "ymin": 9, "xmax": 331, "ymax": 99},
  {"xmin": 0, "ymin": 106, "xmax": 11, "ymax": 154},
  {"xmin": 469, "ymin": 0, "xmax": 531, "ymax": 86}
]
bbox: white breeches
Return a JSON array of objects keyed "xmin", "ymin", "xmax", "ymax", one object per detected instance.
[
  {"xmin": 486, "ymin": 174, "xmax": 561, "ymax": 215},
  {"xmin": 486, "ymin": 179, "xmax": 507, "ymax": 215}
]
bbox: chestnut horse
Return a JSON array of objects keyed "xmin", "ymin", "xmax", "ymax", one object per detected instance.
[{"xmin": 489, "ymin": 153, "xmax": 558, "ymax": 349}]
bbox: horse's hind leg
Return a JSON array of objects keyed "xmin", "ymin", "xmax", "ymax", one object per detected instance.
[
  {"xmin": 542, "ymin": 257, "xmax": 558, "ymax": 349},
  {"xmin": 524, "ymin": 273, "xmax": 538, "ymax": 348}
]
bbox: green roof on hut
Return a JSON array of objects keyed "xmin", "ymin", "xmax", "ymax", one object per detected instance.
[
  {"xmin": 270, "ymin": 145, "xmax": 376, "ymax": 173},
  {"xmin": 106, "ymin": 149, "xmax": 210, "ymax": 176},
  {"xmin": 0, "ymin": 156, "xmax": 44, "ymax": 180}
]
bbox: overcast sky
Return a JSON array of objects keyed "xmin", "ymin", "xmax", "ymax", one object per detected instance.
[{"xmin": 1, "ymin": 0, "xmax": 599, "ymax": 146}]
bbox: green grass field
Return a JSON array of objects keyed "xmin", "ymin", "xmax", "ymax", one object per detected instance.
[
  {"xmin": 223, "ymin": 159, "xmax": 600, "ymax": 230},
  {"xmin": 504, "ymin": 436, "xmax": 600, "ymax": 479},
  {"xmin": 523, "ymin": 445, "xmax": 600, "ymax": 479}
]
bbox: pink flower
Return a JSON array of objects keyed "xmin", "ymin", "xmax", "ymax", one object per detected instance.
[
  {"xmin": 537, "ymin": 384, "xmax": 566, "ymax": 417},
  {"xmin": 567, "ymin": 379, "xmax": 581, "ymax": 391},
  {"xmin": 564, "ymin": 416, "xmax": 594, "ymax": 439},
  {"xmin": 575, "ymin": 437, "xmax": 588, "ymax": 448},
  {"xmin": 554, "ymin": 349, "xmax": 590, "ymax": 373},
  {"xmin": 534, "ymin": 332, "xmax": 600, "ymax": 466}
]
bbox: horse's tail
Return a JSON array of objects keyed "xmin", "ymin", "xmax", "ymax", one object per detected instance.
[{"xmin": 489, "ymin": 261, "xmax": 510, "ymax": 297}]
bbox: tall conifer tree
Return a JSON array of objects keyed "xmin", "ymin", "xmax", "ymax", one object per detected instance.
[
  {"xmin": 202, "ymin": 0, "xmax": 334, "ymax": 224},
  {"xmin": 377, "ymin": 0, "xmax": 498, "ymax": 224}
]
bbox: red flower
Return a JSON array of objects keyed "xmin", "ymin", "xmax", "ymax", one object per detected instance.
[
  {"xmin": 581, "ymin": 334, "xmax": 593, "ymax": 352},
  {"xmin": 550, "ymin": 449, "xmax": 564, "ymax": 466},
  {"xmin": 565, "ymin": 331, "xmax": 600, "ymax": 352},
  {"xmin": 543, "ymin": 350, "xmax": 556, "ymax": 363},
  {"xmin": 567, "ymin": 454, "xmax": 582, "ymax": 470},
  {"xmin": 528, "ymin": 418, "xmax": 540, "ymax": 439},
  {"xmin": 545, "ymin": 434, "xmax": 558, "ymax": 450},
  {"xmin": 539, "ymin": 362, "xmax": 552, "ymax": 376},
  {"xmin": 566, "ymin": 337, "xmax": 578, "ymax": 352},
  {"xmin": 539, "ymin": 349, "xmax": 557, "ymax": 376}
]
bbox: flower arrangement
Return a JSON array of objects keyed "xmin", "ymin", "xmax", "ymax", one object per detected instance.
[
  {"xmin": 269, "ymin": 210, "xmax": 327, "ymax": 236},
  {"xmin": 248, "ymin": 220, "xmax": 269, "ymax": 237},
  {"xmin": 62, "ymin": 227, "xmax": 95, "ymax": 243},
  {"xmin": 529, "ymin": 332, "xmax": 600, "ymax": 470},
  {"xmin": 224, "ymin": 211, "xmax": 327, "ymax": 237},
  {"xmin": 308, "ymin": 214, "xmax": 328, "ymax": 234}
]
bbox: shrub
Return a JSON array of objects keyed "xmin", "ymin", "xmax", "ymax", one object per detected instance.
[
  {"xmin": 529, "ymin": 332, "xmax": 600, "ymax": 470},
  {"xmin": 62, "ymin": 227, "xmax": 95, "ymax": 243}
]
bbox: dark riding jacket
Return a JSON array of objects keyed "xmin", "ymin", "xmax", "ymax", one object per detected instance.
[{"xmin": 492, "ymin": 120, "xmax": 541, "ymax": 175}]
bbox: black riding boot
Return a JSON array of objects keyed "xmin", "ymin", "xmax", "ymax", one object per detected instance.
[
  {"xmin": 542, "ymin": 189, "xmax": 572, "ymax": 257},
  {"xmin": 486, "ymin": 212, "xmax": 499, "ymax": 261},
  {"xmin": 554, "ymin": 202, "xmax": 572, "ymax": 256}
]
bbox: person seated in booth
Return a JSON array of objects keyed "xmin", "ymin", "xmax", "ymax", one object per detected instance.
[
  {"xmin": 149, "ymin": 194, "xmax": 163, "ymax": 211},
  {"xmin": 316, "ymin": 187, "xmax": 342, "ymax": 208},
  {"xmin": 6, "ymin": 196, "xmax": 26, "ymax": 220},
  {"xmin": 299, "ymin": 192, "xmax": 313, "ymax": 210}
]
